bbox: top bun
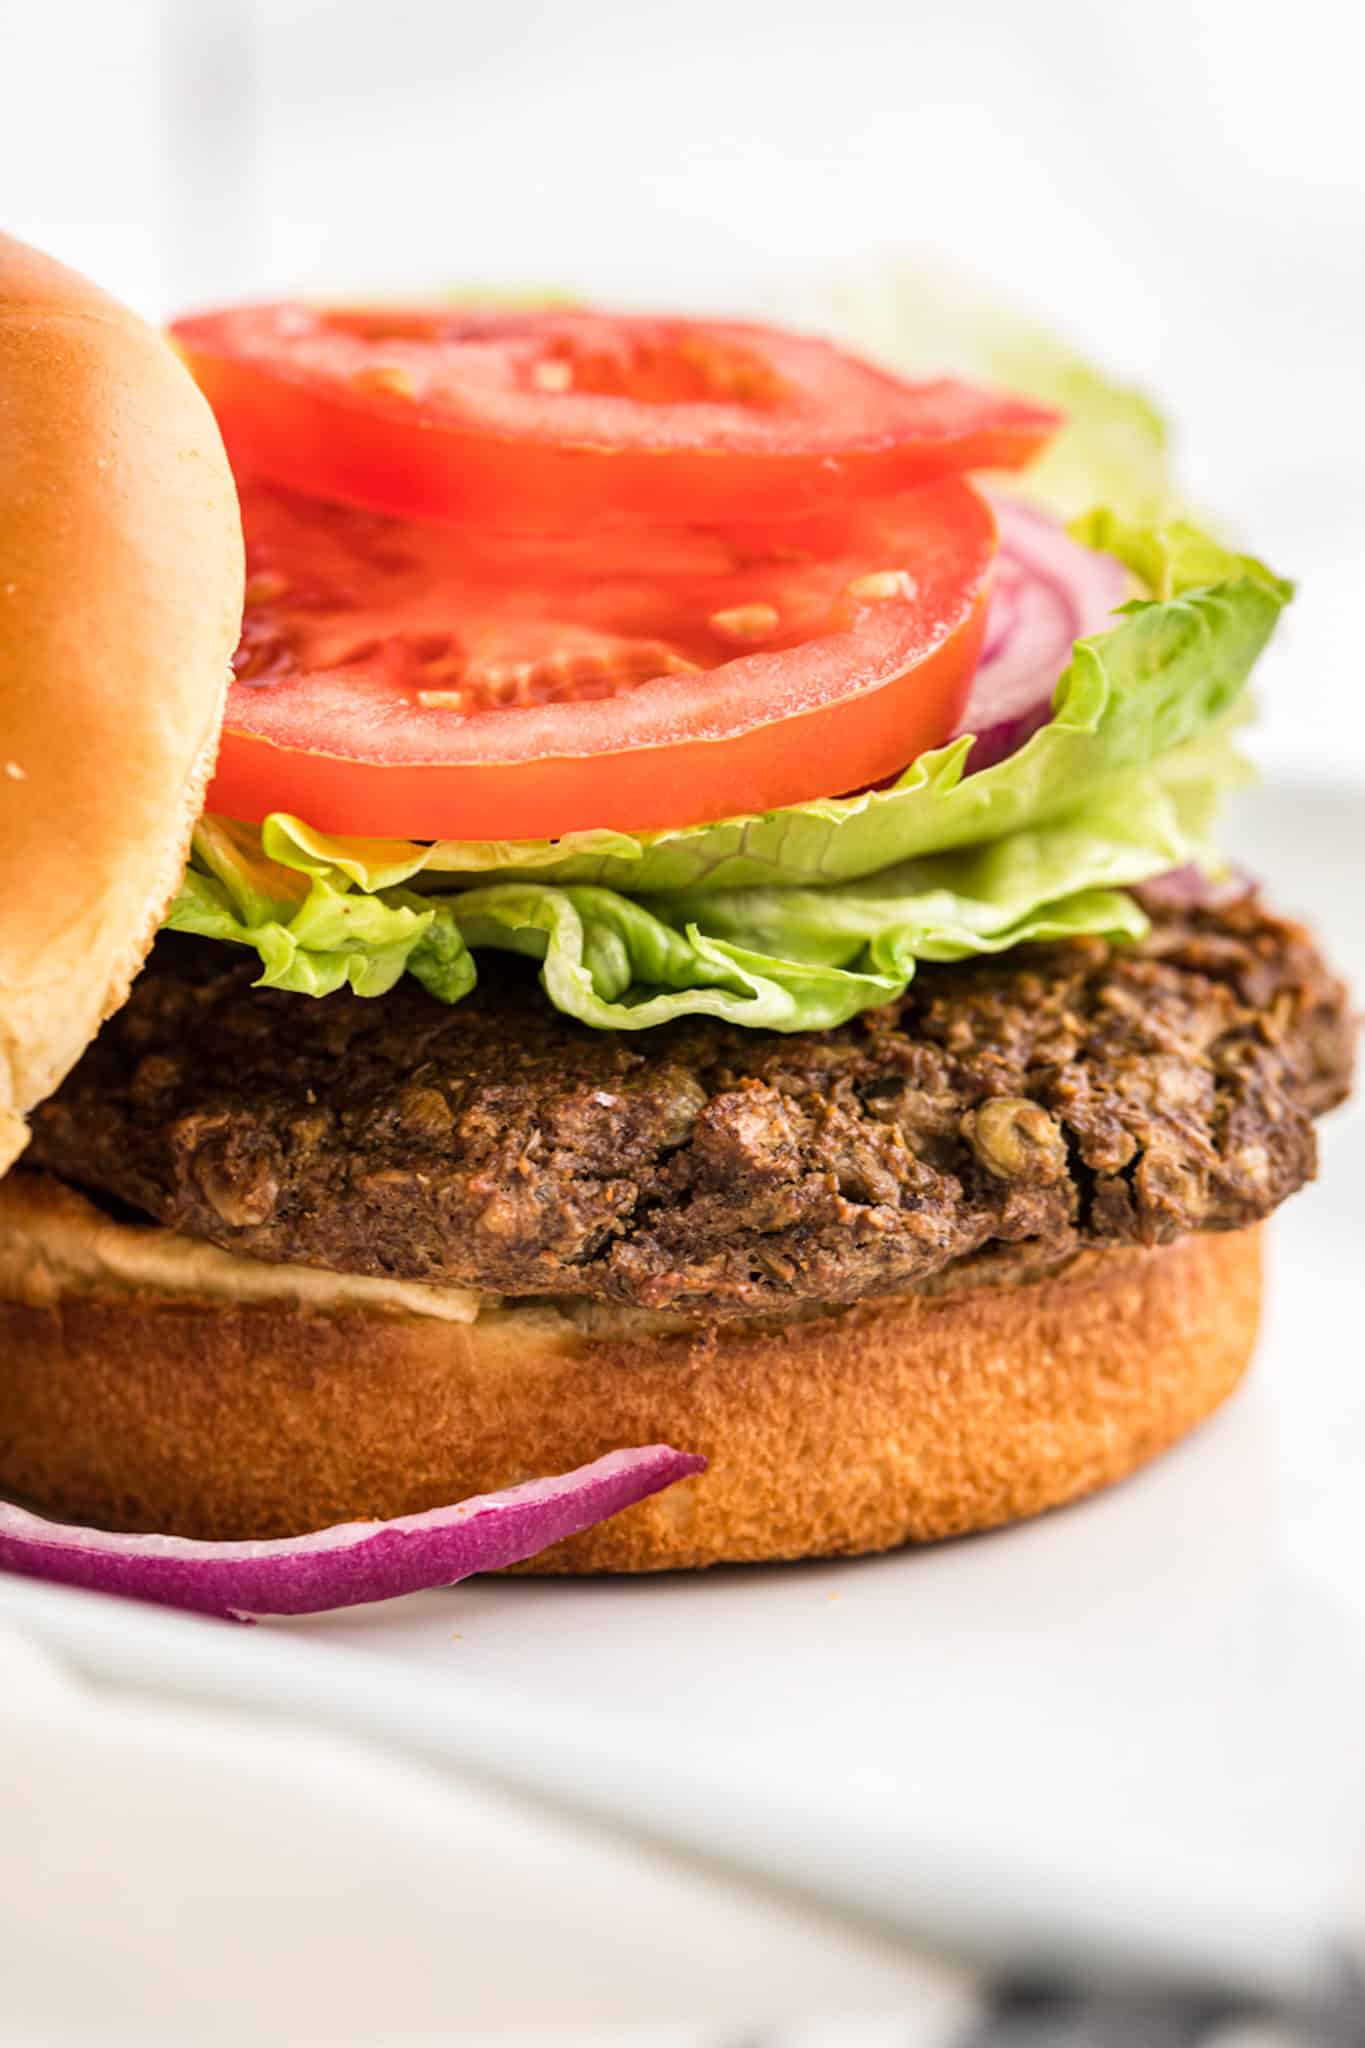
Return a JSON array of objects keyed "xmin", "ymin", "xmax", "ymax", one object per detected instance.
[{"xmin": 0, "ymin": 235, "xmax": 243, "ymax": 1174}]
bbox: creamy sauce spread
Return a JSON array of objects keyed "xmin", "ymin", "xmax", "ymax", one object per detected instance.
[{"xmin": 0, "ymin": 1176, "xmax": 490, "ymax": 1324}]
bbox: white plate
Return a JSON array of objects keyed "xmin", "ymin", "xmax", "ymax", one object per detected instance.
[{"xmin": 3, "ymin": 777, "xmax": 1362, "ymax": 1999}]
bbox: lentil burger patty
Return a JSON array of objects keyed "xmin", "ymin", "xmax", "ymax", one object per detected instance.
[{"xmin": 27, "ymin": 894, "xmax": 1353, "ymax": 1318}]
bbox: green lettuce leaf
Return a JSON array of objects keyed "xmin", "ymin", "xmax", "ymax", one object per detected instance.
[
  {"xmin": 1068, "ymin": 508, "xmax": 1293, "ymax": 608},
  {"xmin": 167, "ymin": 723, "xmax": 1243, "ymax": 1033},
  {"xmin": 446, "ymin": 876, "xmax": 1152, "ymax": 1034},
  {"xmin": 168, "ymin": 818, "xmax": 477, "ymax": 1004}
]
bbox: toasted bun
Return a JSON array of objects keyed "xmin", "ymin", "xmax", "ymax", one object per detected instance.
[
  {"xmin": 0, "ymin": 237, "xmax": 243, "ymax": 1174},
  {"xmin": 0, "ymin": 1174, "xmax": 1261, "ymax": 1563}
]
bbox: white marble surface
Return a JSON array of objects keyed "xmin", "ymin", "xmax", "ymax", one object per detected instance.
[{"xmin": 0, "ymin": 1612, "xmax": 975, "ymax": 2046}]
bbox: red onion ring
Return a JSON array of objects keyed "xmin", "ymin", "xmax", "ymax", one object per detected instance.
[
  {"xmin": 0, "ymin": 1445, "xmax": 705, "ymax": 1620},
  {"xmin": 1134, "ymin": 864, "xmax": 1255, "ymax": 913},
  {"xmin": 952, "ymin": 497, "xmax": 1129, "ymax": 771}
]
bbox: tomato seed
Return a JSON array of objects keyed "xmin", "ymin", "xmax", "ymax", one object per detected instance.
[
  {"xmin": 348, "ymin": 364, "xmax": 416, "ymax": 400},
  {"xmin": 846, "ymin": 570, "xmax": 917, "ymax": 601},
  {"xmin": 419, "ymin": 642, "xmax": 700, "ymax": 715},
  {"xmin": 709, "ymin": 603, "xmax": 780, "ymax": 642}
]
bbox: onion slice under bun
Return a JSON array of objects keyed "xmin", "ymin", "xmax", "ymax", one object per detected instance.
[{"xmin": 0, "ymin": 1447, "xmax": 705, "ymax": 1619}]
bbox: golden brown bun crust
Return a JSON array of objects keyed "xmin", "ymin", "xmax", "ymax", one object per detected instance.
[
  {"xmin": 0, "ymin": 235, "xmax": 243, "ymax": 1174},
  {"xmin": 0, "ymin": 1184, "xmax": 1262, "ymax": 1564}
]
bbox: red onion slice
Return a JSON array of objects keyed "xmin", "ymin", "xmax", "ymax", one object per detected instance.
[
  {"xmin": 952, "ymin": 497, "xmax": 1129, "ymax": 771},
  {"xmin": 0, "ymin": 1446, "xmax": 705, "ymax": 1621},
  {"xmin": 1135, "ymin": 864, "xmax": 1255, "ymax": 913}
]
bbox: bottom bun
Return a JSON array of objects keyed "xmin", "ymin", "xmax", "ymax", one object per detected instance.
[{"xmin": 0, "ymin": 1175, "xmax": 1263, "ymax": 1567}]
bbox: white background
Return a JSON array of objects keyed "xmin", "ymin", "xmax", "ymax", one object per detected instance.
[{"xmin": 4, "ymin": 0, "xmax": 1364, "ymax": 778}]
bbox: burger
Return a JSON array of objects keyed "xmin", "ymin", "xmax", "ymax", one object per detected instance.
[{"xmin": 0, "ymin": 234, "xmax": 1353, "ymax": 1615}]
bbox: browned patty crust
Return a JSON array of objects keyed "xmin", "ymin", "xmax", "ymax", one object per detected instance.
[{"xmin": 26, "ymin": 894, "xmax": 1353, "ymax": 1317}]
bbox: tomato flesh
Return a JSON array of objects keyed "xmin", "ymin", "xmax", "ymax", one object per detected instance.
[
  {"xmin": 173, "ymin": 303, "xmax": 1058, "ymax": 530},
  {"xmin": 210, "ymin": 477, "xmax": 996, "ymax": 840}
]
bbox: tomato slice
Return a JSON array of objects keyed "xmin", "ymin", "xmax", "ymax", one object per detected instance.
[
  {"xmin": 172, "ymin": 304, "xmax": 1058, "ymax": 530},
  {"xmin": 208, "ymin": 477, "xmax": 996, "ymax": 841}
]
